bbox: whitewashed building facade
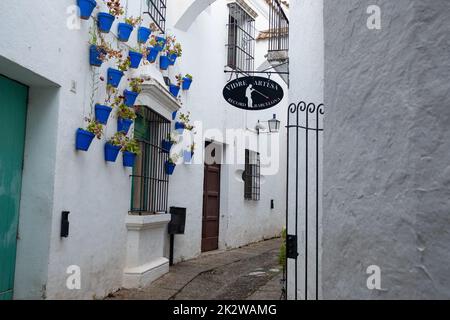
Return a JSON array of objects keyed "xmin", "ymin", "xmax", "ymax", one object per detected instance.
[{"xmin": 0, "ymin": 0, "xmax": 288, "ymax": 300}]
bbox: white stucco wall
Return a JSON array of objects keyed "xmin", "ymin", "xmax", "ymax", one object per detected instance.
[
  {"xmin": 287, "ymin": 0, "xmax": 324, "ymax": 300},
  {"xmin": 287, "ymin": 0, "xmax": 450, "ymax": 300},
  {"xmin": 1, "ymin": 0, "xmax": 286, "ymax": 299},
  {"xmin": 323, "ymin": 0, "xmax": 450, "ymax": 299}
]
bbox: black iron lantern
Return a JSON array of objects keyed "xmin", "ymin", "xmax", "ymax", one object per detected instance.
[{"xmin": 268, "ymin": 114, "xmax": 280, "ymax": 133}]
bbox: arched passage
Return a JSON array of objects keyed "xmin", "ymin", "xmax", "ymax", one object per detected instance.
[{"xmin": 174, "ymin": 0, "xmax": 218, "ymax": 31}]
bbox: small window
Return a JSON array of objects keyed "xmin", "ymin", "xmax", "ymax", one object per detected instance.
[
  {"xmin": 244, "ymin": 149, "xmax": 260, "ymax": 201},
  {"xmin": 131, "ymin": 107, "xmax": 171, "ymax": 214},
  {"xmin": 227, "ymin": 3, "xmax": 255, "ymax": 72},
  {"xmin": 144, "ymin": 0, "xmax": 167, "ymax": 33}
]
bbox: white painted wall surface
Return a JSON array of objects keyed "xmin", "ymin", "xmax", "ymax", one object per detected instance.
[
  {"xmin": 1, "ymin": 0, "xmax": 286, "ymax": 299},
  {"xmin": 287, "ymin": 0, "xmax": 324, "ymax": 300},
  {"xmin": 322, "ymin": 0, "xmax": 450, "ymax": 299}
]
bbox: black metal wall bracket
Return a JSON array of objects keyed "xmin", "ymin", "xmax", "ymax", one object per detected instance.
[
  {"xmin": 286, "ymin": 234, "xmax": 298, "ymax": 259},
  {"xmin": 61, "ymin": 211, "xmax": 70, "ymax": 238}
]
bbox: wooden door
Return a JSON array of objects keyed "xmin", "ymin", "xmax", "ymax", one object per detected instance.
[
  {"xmin": 0, "ymin": 75, "xmax": 28, "ymax": 300},
  {"xmin": 201, "ymin": 160, "xmax": 221, "ymax": 252}
]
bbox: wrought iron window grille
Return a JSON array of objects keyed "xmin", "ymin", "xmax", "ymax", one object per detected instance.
[
  {"xmin": 224, "ymin": 0, "xmax": 289, "ymax": 77},
  {"xmin": 130, "ymin": 106, "xmax": 171, "ymax": 215},
  {"xmin": 226, "ymin": 3, "xmax": 256, "ymax": 73},
  {"xmin": 268, "ymin": 0, "xmax": 289, "ymax": 53},
  {"xmin": 244, "ymin": 149, "xmax": 261, "ymax": 201},
  {"xmin": 144, "ymin": 0, "xmax": 167, "ymax": 34}
]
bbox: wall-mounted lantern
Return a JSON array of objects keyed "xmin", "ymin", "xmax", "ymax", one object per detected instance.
[
  {"xmin": 257, "ymin": 114, "xmax": 281, "ymax": 134},
  {"xmin": 268, "ymin": 114, "xmax": 281, "ymax": 133}
]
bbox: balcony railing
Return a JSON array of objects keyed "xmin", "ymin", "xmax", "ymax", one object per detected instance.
[
  {"xmin": 268, "ymin": 0, "xmax": 289, "ymax": 54},
  {"xmin": 144, "ymin": 0, "xmax": 167, "ymax": 34}
]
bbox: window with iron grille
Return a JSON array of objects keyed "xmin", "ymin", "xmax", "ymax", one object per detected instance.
[
  {"xmin": 227, "ymin": 3, "xmax": 256, "ymax": 72},
  {"xmin": 268, "ymin": 0, "xmax": 289, "ymax": 53},
  {"xmin": 131, "ymin": 106, "xmax": 171, "ymax": 214},
  {"xmin": 144, "ymin": 0, "xmax": 167, "ymax": 33},
  {"xmin": 244, "ymin": 149, "xmax": 260, "ymax": 201}
]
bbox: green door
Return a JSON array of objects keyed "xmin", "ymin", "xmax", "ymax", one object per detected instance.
[{"xmin": 0, "ymin": 75, "xmax": 28, "ymax": 300}]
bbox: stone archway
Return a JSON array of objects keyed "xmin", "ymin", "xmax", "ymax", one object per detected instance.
[{"xmin": 174, "ymin": 0, "xmax": 218, "ymax": 31}]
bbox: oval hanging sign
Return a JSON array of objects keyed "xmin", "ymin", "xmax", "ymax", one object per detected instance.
[{"xmin": 223, "ymin": 76, "xmax": 284, "ymax": 110}]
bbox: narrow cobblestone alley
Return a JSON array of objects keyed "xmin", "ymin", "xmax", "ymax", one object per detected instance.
[{"xmin": 107, "ymin": 238, "xmax": 283, "ymax": 300}]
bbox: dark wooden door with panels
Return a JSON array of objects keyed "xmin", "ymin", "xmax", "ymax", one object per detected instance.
[{"xmin": 201, "ymin": 142, "xmax": 221, "ymax": 252}]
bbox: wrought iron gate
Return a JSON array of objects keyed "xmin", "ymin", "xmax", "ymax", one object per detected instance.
[{"xmin": 285, "ymin": 101, "xmax": 324, "ymax": 300}]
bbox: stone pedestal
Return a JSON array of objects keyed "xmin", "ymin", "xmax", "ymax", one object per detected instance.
[{"xmin": 123, "ymin": 214, "xmax": 171, "ymax": 289}]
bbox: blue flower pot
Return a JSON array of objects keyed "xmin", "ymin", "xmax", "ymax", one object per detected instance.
[
  {"xmin": 183, "ymin": 150, "xmax": 193, "ymax": 163},
  {"xmin": 160, "ymin": 56, "xmax": 170, "ymax": 70},
  {"xmin": 146, "ymin": 47, "xmax": 159, "ymax": 63},
  {"xmin": 97, "ymin": 12, "xmax": 115, "ymax": 33},
  {"xmin": 95, "ymin": 104, "xmax": 112, "ymax": 125},
  {"xmin": 129, "ymin": 51, "xmax": 143, "ymax": 69},
  {"xmin": 154, "ymin": 37, "xmax": 166, "ymax": 51},
  {"xmin": 124, "ymin": 90, "xmax": 139, "ymax": 107},
  {"xmin": 77, "ymin": 0, "xmax": 96, "ymax": 20},
  {"xmin": 169, "ymin": 84, "xmax": 180, "ymax": 97},
  {"xmin": 137, "ymin": 27, "xmax": 151, "ymax": 43},
  {"xmin": 169, "ymin": 53, "xmax": 178, "ymax": 66},
  {"xmin": 123, "ymin": 151, "xmax": 137, "ymax": 168},
  {"xmin": 76, "ymin": 128, "xmax": 95, "ymax": 151},
  {"xmin": 89, "ymin": 45, "xmax": 106, "ymax": 67},
  {"xmin": 175, "ymin": 122, "xmax": 185, "ymax": 131},
  {"xmin": 182, "ymin": 77, "xmax": 193, "ymax": 90},
  {"xmin": 172, "ymin": 111, "xmax": 177, "ymax": 120},
  {"xmin": 161, "ymin": 140, "xmax": 173, "ymax": 153},
  {"xmin": 104, "ymin": 143, "xmax": 121, "ymax": 162},
  {"xmin": 118, "ymin": 22, "xmax": 133, "ymax": 42},
  {"xmin": 165, "ymin": 161, "xmax": 176, "ymax": 175},
  {"xmin": 117, "ymin": 117, "xmax": 133, "ymax": 134},
  {"xmin": 107, "ymin": 68, "xmax": 123, "ymax": 88}
]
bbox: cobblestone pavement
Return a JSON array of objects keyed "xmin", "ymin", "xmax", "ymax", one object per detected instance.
[{"xmin": 107, "ymin": 238, "xmax": 283, "ymax": 300}]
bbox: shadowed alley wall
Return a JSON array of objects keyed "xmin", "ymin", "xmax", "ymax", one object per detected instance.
[{"xmin": 323, "ymin": 0, "xmax": 450, "ymax": 299}]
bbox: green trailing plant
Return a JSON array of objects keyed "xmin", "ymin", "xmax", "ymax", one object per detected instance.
[
  {"xmin": 178, "ymin": 112, "xmax": 194, "ymax": 131},
  {"xmin": 165, "ymin": 35, "xmax": 182, "ymax": 58},
  {"xmin": 91, "ymin": 29, "xmax": 123, "ymax": 63},
  {"xmin": 108, "ymin": 132, "xmax": 126, "ymax": 147},
  {"xmin": 149, "ymin": 35, "xmax": 165, "ymax": 48},
  {"xmin": 185, "ymin": 74, "xmax": 193, "ymax": 80},
  {"xmin": 166, "ymin": 132, "xmax": 178, "ymax": 144},
  {"xmin": 104, "ymin": 0, "xmax": 124, "ymax": 17},
  {"xmin": 117, "ymin": 57, "xmax": 131, "ymax": 72},
  {"xmin": 128, "ymin": 77, "xmax": 145, "ymax": 93},
  {"xmin": 175, "ymin": 74, "xmax": 183, "ymax": 87},
  {"xmin": 84, "ymin": 117, "xmax": 104, "ymax": 139},
  {"xmin": 105, "ymin": 46, "xmax": 123, "ymax": 61},
  {"xmin": 169, "ymin": 42, "xmax": 182, "ymax": 58},
  {"xmin": 117, "ymin": 104, "xmax": 137, "ymax": 120},
  {"xmin": 104, "ymin": 84, "xmax": 118, "ymax": 104},
  {"xmin": 130, "ymin": 45, "xmax": 148, "ymax": 55},
  {"xmin": 89, "ymin": 28, "xmax": 99, "ymax": 46},
  {"xmin": 279, "ymin": 228, "xmax": 287, "ymax": 269},
  {"xmin": 167, "ymin": 153, "xmax": 180, "ymax": 164},
  {"xmin": 123, "ymin": 137, "xmax": 141, "ymax": 154},
  {"xmin": 110, "ymin": 94, "xmax": 124, "ymax": 108},
  {"xmin": 89, "ymin": 29, "xmax": 109, "ymax": 60},
  {"xmin": 124, "ymin": 16, "xmax": 142, "ymax": 27}
]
